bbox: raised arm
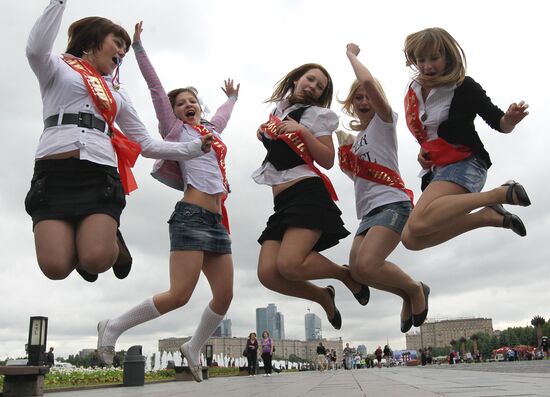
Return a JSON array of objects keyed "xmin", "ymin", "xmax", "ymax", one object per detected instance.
[
  {"xmin": 132, "ymin": 21, "xmax": 180, "ymax": 138},
  {"xmin": 209, "ymin": 79, "xmax": 239, "ymax": 132},
  {"xmin": 26, "ymin": 0, "xmax": 66, "ymax": 90},
  {"xmin": 346, "ymin": 43, "xmax": 392, "ymax": 123}
]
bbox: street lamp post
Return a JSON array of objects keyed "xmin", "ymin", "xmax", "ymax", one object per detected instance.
[{"xmin": 27, "ymin": 316, "xmax": 48, "ymax": 366}]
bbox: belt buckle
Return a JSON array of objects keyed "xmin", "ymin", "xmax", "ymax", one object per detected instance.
[{"xmin": 77, "ymin": 112, "xmax": 94, "ymax": 129}]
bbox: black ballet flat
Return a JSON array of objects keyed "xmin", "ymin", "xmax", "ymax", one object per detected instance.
[
  {"xmin": 326, "ymin": 285, "xmax": 342, "ymax": 330},
  {"xmin": 489, "ymin": 204, "xmax": 527, "ymax": 237},
  {"xmin": 76, "ymin": 268, "xmax": 98, "ymax": 283},
  {"xmin": 502, "ymin": 180, "xmax": 531, "ymax": 207},
  {"xmin": 401, "ymin": 315, "xmax": 413, "ymax": 333},
  {"xmin": 112, "ymin": 229, "xmax": 132, "ymax": 279},
  {"xmin": 412, "ymin": 282, "xmax": 430, "ymax": 327},
  {"xmin": 343, "ymin": 265, "xmax": 370, "ymax": 306}
]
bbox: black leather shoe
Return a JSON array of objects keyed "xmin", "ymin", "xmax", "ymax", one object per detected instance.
[
  {"xmin": 401, "ymin": 315, "xmax": 413, "ymax": 333},
  {"xmin": 502, "ymin": 180, "xmax": 531, "ymax": 207},
  {"xmin": 326, "ymin": 285, "xmax": 342, "ymax": 330},
  {"xmin": 412, "ymin": 282, "xmax": 430, "ymax": 327},
  {"xmin": 112, "ymin": 229, "xmax": 132, "ymax": 279},
  {"xmin": 343, "ymin": 265, "xmax": 370, "ymax": 306},
  {"xmin": 76, "ymin": 268, "xmax": 98, "ymax": 283},
  {"xmin": 489, "ymin": 204, "xmax": 527, "ymax": 237}
]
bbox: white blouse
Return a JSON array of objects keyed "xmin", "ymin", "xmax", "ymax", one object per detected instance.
[
  {"xmin": 252, "ymin": 100, "xmax": 339, "ymax": 186},
  {"xmin": 26, "ymin": 0, "xmax": 204, "ymax": 167}
]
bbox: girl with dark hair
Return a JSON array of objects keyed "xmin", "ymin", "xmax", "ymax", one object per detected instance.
[
  {"xmin": 253, "ymin": 63, "xmax": 369, "ymax": 331},
  {"xmin": 400, "ymin": 27, "xmax": 530, "ymax": 252},
  {"xmin": 96, "ymin": 22, "xmax": 238, "ymax": 383},
  {"xmin": 337, "ymin": 43, "xmax": 428, "ymax": 331},
  {"xmin": 245, "ymin": 332, "xmax": 259, "ymax": 376},
  {"xmin": 260, "ymin": 331, "xmax": 273, "ymax": 376},
  {"xmin": 25, "ymin": 1, "xmax": 211, "ymax": 283}
]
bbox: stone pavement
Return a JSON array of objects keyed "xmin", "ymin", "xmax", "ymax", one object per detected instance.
[{"xmin": 41, "ymin": 361, "xmax": 550, "ymax": 397}]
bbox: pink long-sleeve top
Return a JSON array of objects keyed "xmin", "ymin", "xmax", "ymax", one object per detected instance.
[{"xmin": 132, "ymin": 41, "xmax": 237, "ymax": 193}]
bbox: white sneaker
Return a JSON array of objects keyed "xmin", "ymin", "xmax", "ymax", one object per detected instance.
[
  {"xmin": 179, "ymin": 343, "xmax": 202, "ymax": 382},
  {"xmin": 97, "ymin": 320, "xmax": 115, "ymax": 366},
  {"xmin": 267, "ymin": 373, "xmax": 271, "ymax": 377},
  {"xmin": 264, "ymin": 374, "xmax": 268, "ymax": 377}
]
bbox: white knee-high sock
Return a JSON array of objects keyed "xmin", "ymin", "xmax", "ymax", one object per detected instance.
[
  {"xmin": 185, "ymin": 305, "xmax": 224, "ymax": 362},
  {"xmin": 103, "ymin": 298, "xmax": 161, "ymax": 346}
]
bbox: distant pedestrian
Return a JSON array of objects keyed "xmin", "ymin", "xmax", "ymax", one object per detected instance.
[
  {"xmin": 245, "ymin": 332, "xmax": 258, "ymax": 376},
  {"xmin": 375, "ymin": 346, "xmax": 383, "ymax": 368},
  {"xmin": 316, "ymin": 342, "xmax": 327, "ymax": 372},
  {"xmin": 261, "ymin": 331, "xmax": 273, "ymax": 376},
  {"xmin": 46, "ymin": 347, "xmax": 54, "ymax": 367}
]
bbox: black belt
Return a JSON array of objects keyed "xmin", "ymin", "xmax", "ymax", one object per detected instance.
[{"xmin": 44, "ymin": 112, "xmax": 111, "ymax": 136}]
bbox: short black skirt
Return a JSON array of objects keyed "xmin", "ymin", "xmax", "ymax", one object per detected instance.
[
  {"xmin": 258, "ymin": 177, "xmax": 350, "ymax": 252},
  {"xmin": 25, "ymin": 158, "xmax": 126, "ymax": 227}
]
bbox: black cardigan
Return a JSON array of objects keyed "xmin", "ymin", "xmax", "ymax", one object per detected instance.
[{"xmin": 437, "ymin": 76, "xmax": 505, "ymax": 169}]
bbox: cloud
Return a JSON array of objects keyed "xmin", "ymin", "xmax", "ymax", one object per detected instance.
[{"xmin": 1, "ymin": 0, "xmax": 548, "ymax": 360}]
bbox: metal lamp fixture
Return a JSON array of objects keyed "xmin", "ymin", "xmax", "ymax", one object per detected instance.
[{"xmin": 27, "ymin": 316, "xmax": 48, "ymax": 366}]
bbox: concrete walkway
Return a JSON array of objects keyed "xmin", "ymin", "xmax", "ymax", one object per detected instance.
[{"xmin": 40, "ymin": 361, "xmax": 550, "ymax": 397}]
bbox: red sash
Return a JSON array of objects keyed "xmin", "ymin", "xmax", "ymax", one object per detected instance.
[
  {"xmin": 260, "ymin": 114, "xmax": 338, "ymax": 201},
  {"xmin": 404, "ymin": 86, "xmax": 471, "ymax": 167},
  {"xmin": 338, "ymin": 144, "xmax": 414, "ymax": 203},
  {"xmin": 62, "ymin": 55, "xmax": 142, "ymax": 195},
  {"xmin": 191, "ymin": 125, "xmax": 231, "ymax": 233}
]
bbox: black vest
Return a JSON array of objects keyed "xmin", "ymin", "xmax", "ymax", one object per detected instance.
[{"xmin": 262, "ymin": 106, "xmax": 310, "ymax": 170}]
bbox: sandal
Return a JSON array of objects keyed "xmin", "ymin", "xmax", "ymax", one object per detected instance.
[
  {"xmin": 326, "ymin": 285, "xmax": 342, "ymax": 330},
  {"xmin": 502, "ymin": 180, "xmax": 531, "ymax": 207},
  {"xmin": 343, "ymin": 265, "xmax": 370, "ymax": 306}
]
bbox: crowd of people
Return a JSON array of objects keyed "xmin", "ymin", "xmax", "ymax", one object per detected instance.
[{"xmin": 26, "ymin": 0, "xmax": 530, "ymax": 383}]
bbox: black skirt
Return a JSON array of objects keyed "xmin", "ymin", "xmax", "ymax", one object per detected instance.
[
  {"xmin": 258, "ymin": 177, "xmax": 350, "ymax": 252},
  {"xmin": 25, "ymin": 158, "xmax": 126, "ymax": 227}
]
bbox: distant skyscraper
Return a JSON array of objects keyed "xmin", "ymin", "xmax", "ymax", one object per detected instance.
[
  {"xmin": 357, "ymin": 344, "xmax": 367, "ymax": 356},
  {"xmin": 275, "ymin": 312, "xmax": 285, "ymax": 340},
  {"xmin": 256, "ymin": 304, "xmax": 285, "ymax": 340},
  {"xmin": 305, "ymin": 312, "xmax": 322, "ymax": 340},
  {"xmin": 221, "ymin": 319, "xmax": 232, "ymax": 337},
  {"xmin": 256, "ymin": 307, "xmax": 268, "ymax": 338},
  {"xmin": 214, "ymin": 318, "xmax": 232, "ymax": 337}
]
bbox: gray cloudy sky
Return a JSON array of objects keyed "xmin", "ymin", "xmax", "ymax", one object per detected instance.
[{"xmin": 1, "ymin": 0, "xmax": 548, "ymax": 360}]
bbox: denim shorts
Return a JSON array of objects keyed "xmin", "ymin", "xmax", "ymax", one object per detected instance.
[
  {"xmin": 356, "ymin": 201, "xmax": 412, "ymax": 236},
  {"xmin": 430, "ymin": 156, "xmax": 487, "ymax": 193},
  {"xmin": 168, "ymin": 202, "xmax": 231, "ymax": 254}
]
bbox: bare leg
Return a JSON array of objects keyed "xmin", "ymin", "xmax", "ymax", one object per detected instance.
[
  {"xmin": 201, "ymin": 253, "xmax": 234, "ymax": 314},
  {"xmin": 402, "ymin": 181, "xmax": 513, "ymax": 250},
  {"xmin": 276, "ymin": 227, "xmax": 362, "ymax": 294},
  {"xmin": 349, "ymin": 227, "xmax": 425, "ymax": 315},
  {"xmin": 34, "ymin": 220, "xmax": 76, "ymax": 280},
  {"xmin": 258, "ymin": 241, "xmax": 336, "ymax": 320},
  {"xmin": 153, "ymin": 250, "xmax": 204, "ymax": 314}
]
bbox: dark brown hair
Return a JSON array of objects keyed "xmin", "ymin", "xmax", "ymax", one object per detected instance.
[
  {"xmin": 266, "ymin": 63, "xmax": 334, "ymax": 108},
  {"xmin": 167, "ymin": 87, "xmax": 200, "ymax": 109},
  {"xmin": 66, "ymin": 16, "xmax": 131, "ymax": 57}
]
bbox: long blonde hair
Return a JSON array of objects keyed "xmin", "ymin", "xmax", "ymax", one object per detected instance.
[
  {"xmin": 339, "ymin": 79, "xmax": 388, "ymax": 131},
  {"xmin": 404, "ymin": 27, "xmax": 466, "ymax": 87}
]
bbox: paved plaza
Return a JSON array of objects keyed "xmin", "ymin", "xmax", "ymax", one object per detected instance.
[{"xmin": 35, "ymin": 360, "xmax": 550, "ymax": 397}]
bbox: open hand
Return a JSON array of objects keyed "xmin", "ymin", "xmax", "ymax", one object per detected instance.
[
  {"xmin": 222, "ymin": 78, "xmax": 240, "ymax": 98},
  {"xmin": 133, "ymin": 21, "xmax": 143, "ymax": 44}
]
